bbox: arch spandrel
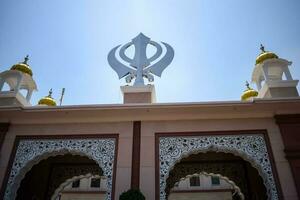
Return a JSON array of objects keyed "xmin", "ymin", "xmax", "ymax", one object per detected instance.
[
  {"xmin": 158, "ymin": 134, "xmax": 279, "ymax": 200},
  {"xmin": 4, "ymin": 138, "xmax": 117, "ymax": 200}
]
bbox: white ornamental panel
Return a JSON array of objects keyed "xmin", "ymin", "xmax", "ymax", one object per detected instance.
[
  {"xmin": 4, "ymin": 138, "xmax": 117, "ymax": 200},
  {"xmin": 158, "ymin": 134, "xmax": 278, "ymax": 200}
]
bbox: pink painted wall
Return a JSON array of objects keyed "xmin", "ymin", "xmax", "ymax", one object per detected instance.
[
  {"xmin": 0, "ymin": 122, "xmax": 133, "ymax": 199},
  {"xmin": 140, "ymin": 118, "xmax": 298, "ymax": 200},
  {"xmin": 0, "ymin": 116, "xmax": 298, "ymax": 199}
]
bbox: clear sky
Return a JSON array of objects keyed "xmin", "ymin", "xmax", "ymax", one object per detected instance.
[{"xmin": 0, "ymin": 0, "xmax": 300, "ymax": 105}]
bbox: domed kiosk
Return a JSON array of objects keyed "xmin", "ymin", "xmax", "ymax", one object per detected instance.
[
  {"xmin": 252, "ymin": 45, "xmax": 299, "ymax": 98},
  {"xmin": 0, "ymin": 56, "xmax": 37, "ymax": 106}
]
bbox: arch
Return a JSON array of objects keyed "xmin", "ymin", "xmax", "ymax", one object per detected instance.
[
  {"xmin": 1, "ymin": 82, "xmax": 11, "ymax": 91},
  {"xmin": 18, "ymin": 88, "xmax": 29, "ymax": 98},
  {"xmin": 0, "ymin": 70, "xmax": 37, "ymax": 92},
  {"xmin": 158, "ymin": 134, "xmax": 279, "ymax": 200},
  {"xmin": 4, "ymin": 138, "xmax": 116, "ymax": 200},
  {"xmin": 165, "ymin": 151, "xmax": 266, "ymax": 199},
  {"xmin": 15, "ymin": 154, "xmax": 103, "ymax": 200},
  {"xmin": 0, "ymin": 70, "xmax": 23, "ymax": 91},
  {"xmin": 172, "ymin": 172, "xmax": 244, "ymax": 200},
  {"xmin": 51, "ymin": 173, "xmax": 105, "ymax": 200}
]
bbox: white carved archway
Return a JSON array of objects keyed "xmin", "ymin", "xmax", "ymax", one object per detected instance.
[
  {"xmin": 158, "ymin": 134, "xmax": 279, "ymax": 200},
  {"xmin": 4, "ymin": 138, "xmax": 117, "ymax": 200},
  {"xmin": 51, "ymin": 173, "xmax": 104, "ymax": 200},
  {"xmin": 173, "ymin": 172, "xmax": 245, "ymax": 200}
]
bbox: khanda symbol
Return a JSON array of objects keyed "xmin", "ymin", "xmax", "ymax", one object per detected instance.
[{"xmin": 108, "ymin": 33, "xmax": 174, "ymax": 86}]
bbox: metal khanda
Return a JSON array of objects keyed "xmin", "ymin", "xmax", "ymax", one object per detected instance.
[{"xmin": 108, "ymin": 33, "xmax": 174, "ymax": 86}]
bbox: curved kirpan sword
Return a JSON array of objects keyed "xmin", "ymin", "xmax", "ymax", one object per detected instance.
[{"xmin": 107, "ymin": 34, "xmax": 174, "ymax": 86}]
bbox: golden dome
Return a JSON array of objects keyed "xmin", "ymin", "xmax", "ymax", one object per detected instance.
[
  {"xmin": 10, "ymin": 55, "xmax": 33, "ymax": 76},
  {"xmin": 241, "ymin": 81, "xmax": 258, "ymax": 101},
  {"xmin": 255, "ymin": 44, "xmax": 278, "ymax": 65},
  {"xmin": 38, "ymin": 89, "xmax": 57, "ymax": 106}
]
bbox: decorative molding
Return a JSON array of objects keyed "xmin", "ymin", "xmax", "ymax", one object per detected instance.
[
  {"xmin": 157, "ymin": 134, "xmax": 279, "ymax": 200},
  {"xmin": 3, "ymin": 137, "xmax": 117, "ymax": 200}
]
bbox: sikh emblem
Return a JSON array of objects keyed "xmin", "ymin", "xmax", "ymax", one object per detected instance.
[{"xmin": 108, "ymin": 33, "xmax": 174, "ymax": 86}]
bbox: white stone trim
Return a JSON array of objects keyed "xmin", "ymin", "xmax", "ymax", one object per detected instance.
[
  {"xmin": 51, "ymin": 173, "xmax": 103, "ymax": 200},
  {"xmin": 175, "ymin": 172, "xmax": 244, "ymax": 200}
]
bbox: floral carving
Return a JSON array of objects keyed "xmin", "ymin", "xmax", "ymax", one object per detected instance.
[
  {"xmin": 158, "ymin": 134, "xmax": 278, "ymax": 200},
  {"xmin": 4, "ymin": 138, "xmax": 116, "ymax": 200}
]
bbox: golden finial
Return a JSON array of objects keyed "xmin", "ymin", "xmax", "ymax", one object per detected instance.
[
  {"xmin": 260, "ymin": 44, "xmax": 265, "ymax": 53},
  {"xmin": 23, "ymin": 55, "xmax": 29, "ymax": 64},
  {"xmin": 10, "ymin": 55, "xmax": 33, "ymax": 76},
  {"xmin": 245, "ymin": 81, "xmax": 251, "ymax": 90},
  {"xmin": 38, "ymin": 88, "xmax": 57, "ymax": 106},
  {"xmin": 256, "ymin": 44, "xmax": 278, "ymax": 65},
  {"xmin": 241, "ymin": 81, "xmax": 258, "ymax": 101},
  {"xmin": 48, "ymin": 88, "xmax": 53, "ymax": 97}
]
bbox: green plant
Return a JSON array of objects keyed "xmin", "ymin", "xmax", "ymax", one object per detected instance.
[{"xmin": 119, "ymin": 189, "xmax": 145, "ymax": 200}]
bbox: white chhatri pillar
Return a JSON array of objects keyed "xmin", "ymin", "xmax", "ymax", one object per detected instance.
[
  {"xmin": 0, "ymin": 56, "xmax": 37, "ymax": 106},
  {"xmin": 251, "ymin": 46, "xmax": 299, "ymax": 98}
]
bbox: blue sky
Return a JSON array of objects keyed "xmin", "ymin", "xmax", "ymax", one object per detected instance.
[{"xmin": 0, "ymin": 0, "xmax": 300, "ymax": 105}]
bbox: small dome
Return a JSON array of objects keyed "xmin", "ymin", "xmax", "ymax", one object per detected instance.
[
  {"xmin": 38, "ymin": 89, "xmax": 57, "ymax": 106},
  {"xmin": 255, "ymin": 45, "xmax": 278, "ymax": 65},
  {"xmin": 241, "ymin": 81, "xmax": 258, "ymax": 101},
  {"xmin": 10, "ymin": 55, "xmax": 33, "ymax": 76}
]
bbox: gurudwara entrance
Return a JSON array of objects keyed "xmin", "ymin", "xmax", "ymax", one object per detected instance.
[{"xmin": 0, "ymin": 33, "xmax": 300, "ymax": 200}]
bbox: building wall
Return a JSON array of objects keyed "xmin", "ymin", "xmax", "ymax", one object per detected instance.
[
  {"xmin": 0, "ymin": 122, "xmax": 133, "ymax": 199},
  {"xmin": 172, "ymin": 175, "xmax": 231, "ymax": 191},
  {"xmin": 140, "ymin": 118, "xmax": 297, "ymax": 200},
  {"xmin": 168, "ymin": 192, "xmax": 232, "ymax": 200},
  {"xmin": 58, "ymin": 177, "xmax": 106, "ymax": 200},
  {"xmin": 275, "ymin": 115, "xmax": 300, "ymax": 197},
  {"xmin": 169, "ymin": 174, "xmax": 233, "ymax": 200},
  {"xmin": 0, "ymin": 117, "xmax": 298, "ymax": 199},
  {"xmin": 60, "ymin": 193, "xmax": 105, "ymax": 200},
  {"xmin": 62, "ymin": 177, "xmax": 107, "ymax": 191}
]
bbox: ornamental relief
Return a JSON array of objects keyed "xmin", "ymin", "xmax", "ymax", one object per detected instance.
[
  {"xmin": 4, "ymin": 138, "xmax": 116, "ymax": 200},
  {"xmin": 158, "ymin": 134, "xmax": 278, "ymax": 200}
]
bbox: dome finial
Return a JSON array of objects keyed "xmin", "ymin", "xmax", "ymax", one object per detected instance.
[
  {"xmin": 260, "ymin": 44, "xmax": 265, "ymax": 53},
  {"xmin": 245, "ymin": 81, "xmax": 251, "ymax": 89},
  {"xmin": 255, "ymin": 44, "xmax": 278, "ymax": 65},
  {"xmin": 10, "ymin": 55, "xmax": 33, "ymax": 76},
  {"xmin": 48, "ymin": 88, "xmax": 53, "ymax": 97},
  {"xmin": 23, "ymin": 55, "xmax": 29, "ymax": 64},
  {"xmin": 38, "ymin": 88, "xmax": 57, "ymax": 106},
  {"xmin": 241, "ymin": 81, "xmax": 258, "ymax": 101}
]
